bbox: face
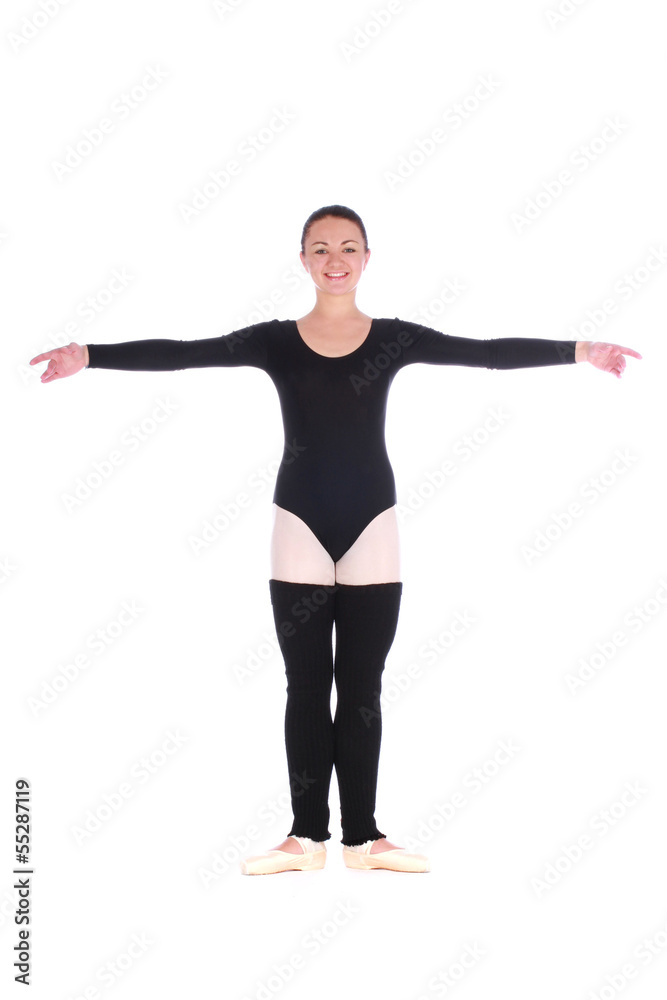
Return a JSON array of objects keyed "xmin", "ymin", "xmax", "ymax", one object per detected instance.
[{"xmin": 300, "ymin": 216, "xmax": 370, "ymax": 296}]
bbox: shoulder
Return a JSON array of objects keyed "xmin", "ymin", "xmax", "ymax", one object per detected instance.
[
  {"xmin": 378, "ymin": 317, "xmax": 430, "ymax": 344},
  {"xmin": 373, "ymin": 317, "xmax": 428, "ymax": 333},
  {"xmin": 217, "ymin": 318, "xmax": 287, "ymax": 368},
  {"xmin": 228, "ymin": 318, "xmax": 288, "ymax": 345}
]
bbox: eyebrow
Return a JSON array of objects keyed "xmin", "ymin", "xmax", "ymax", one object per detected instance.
[{"xmin": 310, "ymin": 240, "xmax": 360, "ymax": 247}]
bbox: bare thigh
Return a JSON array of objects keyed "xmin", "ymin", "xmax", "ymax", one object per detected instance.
[
  {"xmin": 270, "ymin": 504, "xmax": 401, "ymax": 585},
  {"xmin": 335, "ymin": 506, "xmax": 401, "ymax": 584}
]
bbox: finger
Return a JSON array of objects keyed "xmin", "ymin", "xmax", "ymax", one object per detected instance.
[
  {"xmin": 614, "ymin": 346, "xmax": 642, "ymax": 359},
  {"xmin": 30, "ymin": 352, "xmax": 56, "ymax": 365}
]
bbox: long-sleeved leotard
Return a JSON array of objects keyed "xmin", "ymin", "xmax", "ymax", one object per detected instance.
[{"xmin": 86, "ymin": 318, "xmax": 577, "ymax": 562}]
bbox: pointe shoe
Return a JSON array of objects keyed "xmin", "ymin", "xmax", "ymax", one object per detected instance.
[
  {"xmin": 342, "ymin": 840, "xmax": 430, "ymax": 872},
  {"xmin": 240, "ymin": 836, "xmax": 327, "ymax": 876}
]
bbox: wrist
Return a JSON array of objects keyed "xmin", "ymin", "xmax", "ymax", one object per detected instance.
[
  {"xmin": 575, "ymin": 341, "xmax": 591, "ymax": 363},
  {"xmin": 83, "ymin": 345, "xmax": 89, "ymax": 368}
]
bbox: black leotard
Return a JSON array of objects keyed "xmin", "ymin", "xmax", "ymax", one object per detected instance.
[{"xmin": 86, "ymin": 318, "xmax": 577, "ymax": 562}]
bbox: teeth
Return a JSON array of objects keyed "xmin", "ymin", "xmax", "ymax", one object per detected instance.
[{"xmin": 326, "ymin": 272, "xmax": 347, "ymax": 277}]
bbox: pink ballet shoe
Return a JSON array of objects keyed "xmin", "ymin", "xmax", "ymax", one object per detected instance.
[
  {"xmin": 342, "ymin": 839, "xmax": 430, "ymax": 872},
  {"xmin": 240, "ymin": 836, "xmax": 327, "ymax": 875}
]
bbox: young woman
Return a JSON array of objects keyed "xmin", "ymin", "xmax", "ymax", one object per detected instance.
[{"xmin": 30, "ymin": 205, "xmax": 641, "ymax": 875}]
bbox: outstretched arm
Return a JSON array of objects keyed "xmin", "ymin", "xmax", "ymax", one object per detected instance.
[
  {"xmin": 575, "ymin": 340, "xmax": 642, "ymax": 378},
  {"xmin": 29, "ymin": 325, "xmax": 270, "ymax": 383},
  {"xmin": 393, "ymin": 321, "xmax": 642, "ymax": 375}
]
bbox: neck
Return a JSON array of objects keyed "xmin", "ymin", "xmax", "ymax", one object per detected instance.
[{"xmin": 307, "ymin": 288, "xmax": 365, "ymax": 324}]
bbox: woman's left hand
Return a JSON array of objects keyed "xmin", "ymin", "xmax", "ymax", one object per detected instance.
[{"xmin": 584, "ymin": 341, "xmax": 643, "ymax": 378}]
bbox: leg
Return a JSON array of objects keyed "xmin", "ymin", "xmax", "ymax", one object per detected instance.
[
  {"xmin": 270, "ymin": 504, "xmax": 336, "ymax": 585},
  {"xmin": 268, "ymin": 505, "xmax": 337, "ymax": 851},
  {"xmin": 334, "ymin": 506, "xmax": 401, "ymax": 585},
  {"xmin": 268, "ymin": 579, "xmax": 337, "ymax": 845},
  {"xmin": 330, "ymin": 505, "xmax": 404, "ymax": 847},
  {"xmin": 333, "ymin": 580, "xmax": 403, "ymax": 846},
  {"xmin": 268, "ymin": 504, "xmax": 405, "ymax": 851}
]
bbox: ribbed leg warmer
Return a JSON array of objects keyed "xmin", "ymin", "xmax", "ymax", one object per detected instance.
[
  {"xmin": 333, "ymin": 582, "xmax": 403, "ymax": 846},
  {"xmin": 268, "ymin": 578, "xmax": 403, "ymax": 847},
  {"xmin": 268, "ymin": 579, "xmax": 338, "ymax": 843}
]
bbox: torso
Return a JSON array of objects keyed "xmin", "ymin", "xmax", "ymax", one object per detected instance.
[{"xmin": 295, "ymin": 314, "xmax": 374, "ymax": 358}]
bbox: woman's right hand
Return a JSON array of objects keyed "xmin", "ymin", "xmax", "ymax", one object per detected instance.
[{"xmin": 29, "ymin": 342, "xmax": 89, "ymax": 383}]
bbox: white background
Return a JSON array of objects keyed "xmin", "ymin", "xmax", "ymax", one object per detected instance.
[{"xmin": 2, "ymin": 1, "xmax": 665, "ymax": 998}]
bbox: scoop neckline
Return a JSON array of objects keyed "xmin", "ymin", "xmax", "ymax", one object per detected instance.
[{"xmin": 292, "ymin": 318, "xmax": 375, "ymax": 359}]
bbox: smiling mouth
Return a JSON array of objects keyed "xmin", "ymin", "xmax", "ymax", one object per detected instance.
[{"xmin": 325, "ymin": 272, "xmax": 349, "ymax": 281}]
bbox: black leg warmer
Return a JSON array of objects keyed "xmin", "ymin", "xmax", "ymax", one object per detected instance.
[
  {"xmin": 268, "ymin": 579, "xmax": 338, "ymax": 843},
  {"xmin": 332, "ymin": 582, "xmax": 403, "ymax": 846}
]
